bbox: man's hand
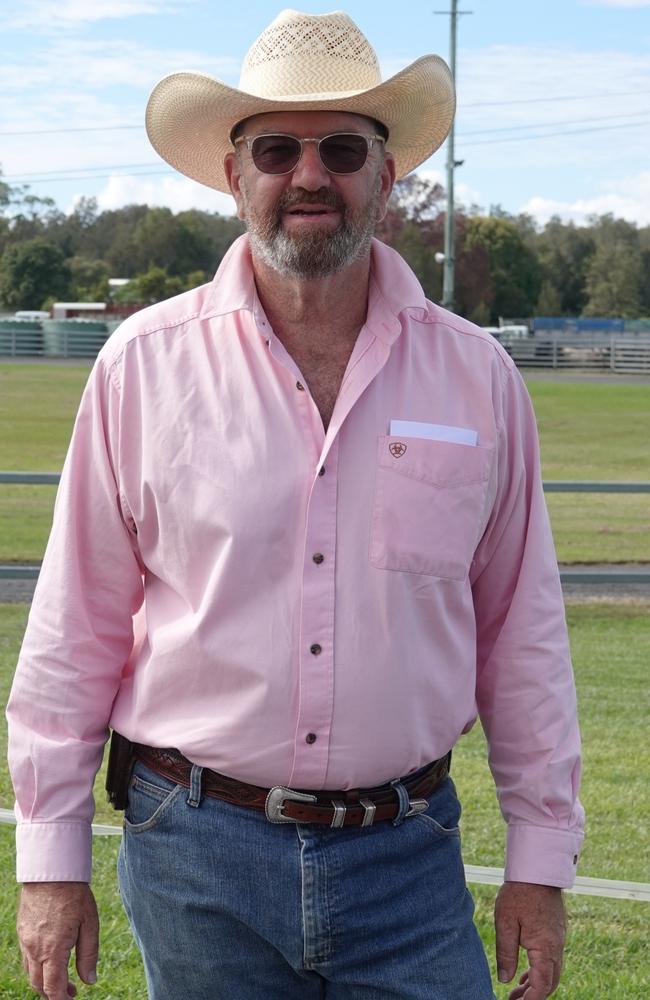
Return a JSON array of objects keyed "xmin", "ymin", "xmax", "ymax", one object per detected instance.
[
  {"xmin": 17, "ymin": 882, "xmax": 99, "ymax": 1000},
  {"xmin": 494, "ymin": 881, "xmax": 566, "ymax": 1000}
]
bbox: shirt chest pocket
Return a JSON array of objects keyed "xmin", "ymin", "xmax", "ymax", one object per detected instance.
[{"xmin": 369, "ymin": 435, "xmax": 493, "ymax": 580}]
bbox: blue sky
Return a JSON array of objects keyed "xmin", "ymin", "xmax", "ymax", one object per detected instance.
[{"xmin": 2, "ymin": 0, "xmax": 650, "ymax": 226}]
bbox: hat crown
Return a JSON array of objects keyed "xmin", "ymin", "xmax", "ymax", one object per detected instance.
[{"xmin": 239, "ymin": 9, "xmax": 382, "ymax": 99}]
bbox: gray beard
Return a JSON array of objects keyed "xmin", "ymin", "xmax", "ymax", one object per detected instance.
[{"xmin": 241, "ymin": 183, "xmax": 380, "ymax": 279}]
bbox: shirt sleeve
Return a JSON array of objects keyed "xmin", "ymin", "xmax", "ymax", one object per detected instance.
[
  {"xmin": 470, "ymin": 363, "xmax": 584, "ymax": 889},
  {"xmin": 6, "ymin": 354, "xmax": 144, "ymax": 883}
]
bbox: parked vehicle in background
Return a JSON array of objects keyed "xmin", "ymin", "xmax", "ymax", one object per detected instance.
[
  {"xmin": 14, "ymin": 311, "xmax": 50, "ymax": 321},
  {"xmin": 482, "ymin": 324, "xmax": 531, "ymax": 356}
]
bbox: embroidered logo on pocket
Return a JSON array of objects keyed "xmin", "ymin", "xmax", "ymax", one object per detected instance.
[{"xmin": 389, "ymin": 442, "xmax": 407, "ymax": 458}]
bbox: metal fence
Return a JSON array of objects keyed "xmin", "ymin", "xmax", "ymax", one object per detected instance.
[
  {"xmin": 1, "ymin": 473, "xmax": 649, "ymax": 584},
  {"xmin": 3, "ymin": 322, "xmax": 650, "ymax": 373},
  {"xmin": 505, "ymin": 334, "xmax": 650, "ymax": 373},
  {"xmin": 0, "ymin": 322, "xmax": 115, "ymax": 359}
]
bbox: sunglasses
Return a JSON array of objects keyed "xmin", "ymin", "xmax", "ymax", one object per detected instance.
[{"xmin": 233, "ymin": 131, "xmax": 386, "ymax": 175}]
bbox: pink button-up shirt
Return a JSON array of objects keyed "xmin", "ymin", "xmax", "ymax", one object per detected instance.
[{"xmin": 7, "ymin": 235, "xmax": 584, "ymax": 886}]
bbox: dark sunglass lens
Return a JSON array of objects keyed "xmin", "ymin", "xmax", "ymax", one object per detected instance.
[
  {"xmin": 251, "ymin": 135, "xmax": 302, "ymax": 173},
  {"xmin": 320, "ymin": 134, "xmax": 368, "ymax": 173}
]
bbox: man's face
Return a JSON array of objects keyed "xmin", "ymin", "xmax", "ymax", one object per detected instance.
[{"xmin": 225, "ymin": 110, "xmax": 395, "ymax": 279}]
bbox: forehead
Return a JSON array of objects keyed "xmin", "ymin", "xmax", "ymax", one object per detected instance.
[{"xmin": 236, "ymin": 110, "xmax": 378, "ymax": 137}]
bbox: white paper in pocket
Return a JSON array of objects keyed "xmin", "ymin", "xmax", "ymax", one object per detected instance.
[{"xmin": 389, "ymin": 420, "xmax": 478, "ymax": 447}]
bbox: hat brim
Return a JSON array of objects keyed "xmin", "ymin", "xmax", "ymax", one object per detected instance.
[{"xmin": 145, "ymin": 55, "xmax": 455, "ymax": 194}]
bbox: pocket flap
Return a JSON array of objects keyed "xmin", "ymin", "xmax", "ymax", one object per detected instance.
[{"xmin": 378, "ymin": 435, "xmax": 493, "ymax": 488}]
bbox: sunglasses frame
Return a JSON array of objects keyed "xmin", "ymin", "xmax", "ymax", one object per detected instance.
[{"xmin": 233, "ymin": 131, "xmax": 386, "ymax": 176}]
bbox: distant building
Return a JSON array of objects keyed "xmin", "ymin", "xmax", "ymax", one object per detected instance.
[{"xmin": 51, "ymin": 302, "xmax": 107, "ymax": 320}]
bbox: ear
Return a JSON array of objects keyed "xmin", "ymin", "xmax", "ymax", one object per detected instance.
[
  {"xmin": 375, "ymin": 152, "xmax": 396, "ymax": 223},
  {"xmin": 224, "ymin": 152, "xmax": 247, "ymax": 221}
]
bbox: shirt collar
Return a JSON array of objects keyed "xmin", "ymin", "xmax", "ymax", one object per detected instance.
[
  {"xmin": 366, "ymin": 238, "xmax": 428, "ymax": 346},
  {"xmin": 199, "ymin": 233, "xmax": 428, "ymax": 344},
  {"xmin": 199, "ymin": 235, "xmax": 257, "ymax": 321}
]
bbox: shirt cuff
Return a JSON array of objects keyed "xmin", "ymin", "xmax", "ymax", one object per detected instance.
[
  {"xmin": 15, "ymin": 821, "xmax": 93, "ymax": 883},
  {"xmin": 505, "ymin": 823, "xmax": 584, "ymax": 889}
]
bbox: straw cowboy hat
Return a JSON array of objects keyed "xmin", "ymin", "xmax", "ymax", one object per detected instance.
[{"xmin": 146, "ymin": 8, "xmax": 455, "ymax": 194}]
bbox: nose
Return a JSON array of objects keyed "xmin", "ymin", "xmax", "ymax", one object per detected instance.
[{"xmin": 290, "ymin": 140, "xmax": 331, "ymax": 191}]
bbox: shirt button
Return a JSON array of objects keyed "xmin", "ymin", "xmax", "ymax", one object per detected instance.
[
  {"xmin": 310, "ymin": 643, "xmax": 322, "ymax": 656},
  {"xmin": 296, "ymin": 380, "xmax": 305, "ymax": 391},
  {"xmin": 312, "ymin": 553, "xmax": 324, "ymax": 565},
  {"xmin": 305, "ymin": 733, "xmax": 317, "ymax": 744},
  {"xmin": 318, "ymin": 466, "xmax": 326, "ymax": 477}
]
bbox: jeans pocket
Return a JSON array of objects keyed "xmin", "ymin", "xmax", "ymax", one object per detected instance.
[
  {"xmin": 369, "ymin": 436, "xmax": 493, "ymax": 580},
  {"xmin": 414, "ymin": 777, "xmax": 462, "ymax": 840},
  {"xmin": 415, "ymin": 813, "xmax": 461, "ymax": 839},
  {"xmin": 124, "ymin": 762, "xmax": 184, "ymax": 833}
]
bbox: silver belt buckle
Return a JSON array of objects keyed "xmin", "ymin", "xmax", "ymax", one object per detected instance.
[{"xmin": 265, "ymin": 786, "xmax": 318, "ymax": 824}]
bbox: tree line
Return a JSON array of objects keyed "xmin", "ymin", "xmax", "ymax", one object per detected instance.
[{"xmin": 1, "ymin": 173, "xmax": 649, "ymax": 323}]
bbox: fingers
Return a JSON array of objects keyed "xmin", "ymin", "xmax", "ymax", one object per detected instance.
[
  {"xmin": 508, "ymin": 970, "xmax": 529, "ymax": 1000},
  {"xmin": 22, "ymin": 946, "xmax": 70, "ymax": 999},
  {"xmin": 525, "ymin": 955, "xmax": 558, "ymax": 998},
  {"xmin": 41, "ymin": 956, "xmax": 76, "ymax": 1000},
  {"xmin": 74, "ymin": 904, "xmax": 99, "ymax": 985},
  {"xmin": 24, "ymin": 954, "xmax": 45, "ymax": 996},
  {"xmin": 495, "ymin": 882, "xmax": 566, "ymax": 999},
  {"xmin": 508, "ymin": 959, "xmax": 561, "ymax": 1000},
  {"xmin": 494, "ymin": 901, "xmax": 520, "ymax": 984},
  {"xmin": 19, "ymin": 933, "xmax": 74, "ymax": 999},
  {"xmin": 22, "ymin": 952, "xmax": 78, "ymax": 1000},
  {"xmin": 17, "ymin": 883, "xmax": 99, "ymax": 998}
]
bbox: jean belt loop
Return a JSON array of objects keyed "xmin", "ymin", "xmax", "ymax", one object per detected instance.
[
  {"xmin": 187, "ymin": 764, "xmax": 204, "ymax": 808},
  {"xmin": 390, "ymin": 779, "xmax": 411, "ymax": 827}
]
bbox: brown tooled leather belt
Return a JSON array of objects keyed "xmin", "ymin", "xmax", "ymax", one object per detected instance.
[{"xmin": 132, "ymin": 743, "xmax": 451, "ymax": 828}]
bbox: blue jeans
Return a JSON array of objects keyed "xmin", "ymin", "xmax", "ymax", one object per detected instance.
[{"xmin": 117, "ymin": 759, "xmax": 495, "ymax": 999}]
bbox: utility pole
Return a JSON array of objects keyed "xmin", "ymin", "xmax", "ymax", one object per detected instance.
[{"xmin": 435, "ymin": 1, "xmax": 471, "ymax": 311}]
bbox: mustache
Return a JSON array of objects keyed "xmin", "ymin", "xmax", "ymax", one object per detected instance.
[{"xmin": 276, "ymin": 188, "xmax": 347, "ymax": 213}]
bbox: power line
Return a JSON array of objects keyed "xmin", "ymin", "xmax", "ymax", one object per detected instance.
[
  {"xmin": 0, "ymin": 124, "xmax": 142, "ymax": 137},
  {"xmin": 2, "ymin": 115, "xmax": 649, "ymax": 186},
  {"xmin": 5, "ymin": 110, "xmax": 646, "ymax": 172},
  {"xmin": 459, "ymin": 118, "xmax": 650, "ymax": 147},
  {"xmin": 462, "ymin": 87, "xmax": 650, "ymax": 107},
  {"xmin": 2, "ymin": 89, "xmax": 650, "ymax": 138},
  {"xmin": 8, "ymin": 162, "xmax": 161, "ymax": 179},
  {"xmin": 461, "ymin": 109, "xmax": 650, "ymax": 136},
  {"xmin": 3, "ymin": 169, "xmax": 173, "ymax": 185}
]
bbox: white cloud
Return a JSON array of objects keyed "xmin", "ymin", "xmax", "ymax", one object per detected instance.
[
  {"xmin": 91, "ymin": 174, "xmax": 237, "ymax": 216},
  {"xmin": 0, "ymin": 39, "xmax": 239, "ymax": 182},
  {"xmin": 7, "ymin": 0, "xmax": 183, "ymax": 30},
  {"xmin": 452, "ymin": 45, "xmax": 650, "ymax": 169},
  {"xmin": 457, "ymin": 45, "xmax": 650, "ymax": 119},
  {"xmin": 0, "ymin": 39, "xmax": 238, "ymax": 94},
  {"xmin": 521, "ymin": 171, "xmax": 650, "ymax": 226},
  {"xmin": 418, "ymin": 169, "xmax": 483, "ymax": 211},
  {"xmin": 90, "ymin": 167, "xmax": 477, "ymax": 222},
  {"xmin": 583, "ymin": 1, "xmax": 650, "ymax": 7}
]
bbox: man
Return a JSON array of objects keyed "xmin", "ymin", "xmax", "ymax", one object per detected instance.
[{"xmin": 7, "ymin": 9, "xmax": 584, "ymax": 1000}]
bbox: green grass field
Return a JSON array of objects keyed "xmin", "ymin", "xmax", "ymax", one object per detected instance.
[
  {"xmin": 1, "ymin": 363, "xmax": 649, "ymax": 564},
  {"xmin": 1, "ymin": 600, "xmax": 649, "ymax": 998}
]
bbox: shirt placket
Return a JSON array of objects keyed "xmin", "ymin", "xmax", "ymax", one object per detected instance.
[
  {"xmin": 287, "ymin": 327, "xmax": 396, "ymax": 790},
  {"xmin": 287, "ymin": 438, "xmax": 340, "ymax": 788}
]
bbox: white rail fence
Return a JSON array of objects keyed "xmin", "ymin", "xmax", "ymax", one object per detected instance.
[
  {"xmin": 505, "ymin": 334, "xmax": 650, "ymax": 373},
  {"xmin": 3, "ymin": 475, "xmax": 649, "ymax": 584},
  {"xmin": 0, "ymin": 807, "xmax": 648, "ymax": 901},
  {"xmin": 2, "ymin": 325, "xmax": 650, "ymax": 372}
]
